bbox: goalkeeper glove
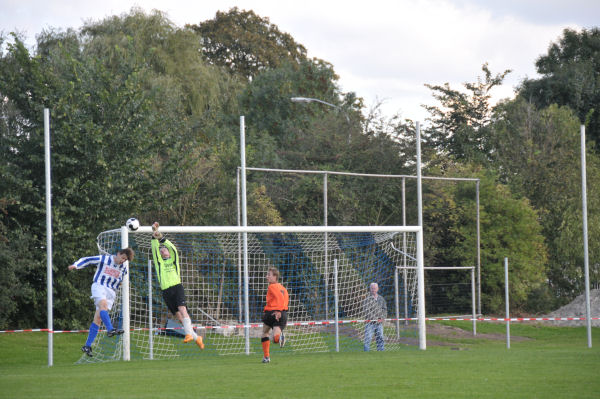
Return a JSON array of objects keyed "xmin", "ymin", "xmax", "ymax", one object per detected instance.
[{"xmin": 153, "ymin": 230, "xmax": 163, "ymax": 240}]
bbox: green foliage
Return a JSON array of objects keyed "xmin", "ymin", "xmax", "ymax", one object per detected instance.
[
  {"xmin": 422, "ymin": 162, "xmax": 547, "ymax": 313},
  {"xmin": 475, "ymin": 173, "xmax": 547, "ymax": 312},
  {"xmin": 489, "ymin": 100, "xmax": 600, "ymax": 305},
  {"xmin": 424, "ymin": 63, "xmax": 511, "ymax": 162},
  {"xmin": 0, "ymin": 223, "xmax": 38, "ymax": 329},
  {"xmin": 0, "ymin": 9, "xmax": 243, "ymax": 329},
  {"xmin": 240, "ymin": 58, "xmax": 341, "ymax": 148},
  {"xmin": 189, "ymin": 7, "xmax": 308, "ymax": 79},
  {"xmin": 519, "ymin": 28, "xmax": 600, "ymax": 147},
  {"xmin": 2, "ymin": 6, "xmax": 596, "ymax": 330},
  {"xmin": 0, "ymin": 35, "xmax": 58, "ymax": 329}
]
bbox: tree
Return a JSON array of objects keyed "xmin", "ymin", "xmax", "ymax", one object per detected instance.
[
  {"xmin": 189, "ymin": 7, "xmax": 308, "ymax": 79},
  {"xmin": 519, "ymin": 28, "xmax": 600, "ymax": 148},
  {"xmin": 237, "ymin": 59, "xmax": 424, "ymax": 227},
  {"xmin": 0, "ymin": 8, "xmax": 242, "ymax": 328},
  {"xmin": 489, "ymin": 99, "xmax": 600, "ymax": 304},
  {"xmin": 422, "ymin": 162, "xmax": 547, "ymax": 313},
  {"xmin": 0, "ymin": 34, "xmax": 60, "ymax": 328},
  {"xmin": 239, "ymin": 58, "xmax": 343, "ymax": 156},
  {"xmin": 423, "ymin": 63, "xmax": 511, "ymax": 162}
]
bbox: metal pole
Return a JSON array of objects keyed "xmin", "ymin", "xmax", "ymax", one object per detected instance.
[
  {"xmin": 121, "ymin": 226, "xmax": 130, "ymax": 361},
  {"xmin": 44, "ymin": 108, "xmax": 53, "ymax": 367},
  {"xmin": 334, "ymin": 258, "xmax": 339, "ymax": 352},
  {"xmin": 504, "ymin": 257, "xmax": 510, "ymax": 349},
  {"xmin": 476, "ymin": 180, "xmax": 481, "ymax": 315},
  {"xmin": 394, "ymin": 266, "xmax": 400, "ymax": 339},
  {"xmin": 236, "ymin": 168, "xmax": 242, "ymax": 323},
  {"xmin": 580, "ymin": 124, "xmax": 592, "ymax": 348},
  {"xmin": 240, "ymin": 116, "xmax": 250, "ymax": 355},
  {"xmin": 417, "ymin": 228, "xmax": 426, "ymax": 350},
  {"xmin": 416, "ymin": 122, "xmax": 423, "ymax": 228},
  {"xmin": 402, "ymin": 177, "xmax": 408, "ymax": 326},
  {"xmin": 416, "ymin": 123, "xmax": 426, "ymax": 350},
  {"xmin": 148, "ymin": 260, "xmax": 153, "ymax": 360},
  {"xmin": 471, "ymin": 268, "xmax": 477, "ymax": 336},
  {"xmin": 324, "ymin": 173, "xmax": 329, "ymax": 320},
  {"xmin": 245, "ymin": 166, "xmax": 479, "ymax": 182}
]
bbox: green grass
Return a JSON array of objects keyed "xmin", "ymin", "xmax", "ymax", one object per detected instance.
[{"xmin": 1, "ymin": 323, "xmax": 599, "ymax": 398}]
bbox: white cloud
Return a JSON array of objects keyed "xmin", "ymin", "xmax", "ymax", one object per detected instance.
[{"xmin": 0, "ymin": 0, "xmax": 596, "ymax": 122}]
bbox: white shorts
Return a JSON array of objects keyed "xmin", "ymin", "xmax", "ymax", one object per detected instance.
[{"xmin": 90, "ymin": 283, "xmax": 116, "ymax": 310}]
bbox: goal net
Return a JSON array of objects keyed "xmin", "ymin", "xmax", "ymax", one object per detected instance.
[{"xmin": 77, "ymin": 226, "xmax": 425, "ymax": 363}]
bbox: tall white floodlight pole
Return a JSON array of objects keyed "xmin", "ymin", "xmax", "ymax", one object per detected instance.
[
  {"xmin": 415, "ymin": 121, "xmax": 426, "ymax": 349},
  {"xmin": 240, "ymin": 116, "xmax": 250, "ymax": 354},
  {"xmin": 121, "ymin": 226, "xmax": 130, "ymax": 360},
  {"xmin": 44, "ymin": 108, "xmax": 53, "ymax": 367},
  {"xmin": 334, "ymin": 258, "xmax": 339, "ymax": 352},
  {"xmin": 476, "ymin": 181, "xmax": 481, "ymax": 315},
  {"xmin": 416, "ymin": 122, "xmax": 423, "ymax": 227},
  {"xmin": 323, "ymin": 173, "xmax": 329, "ymax": 320},
  {"xmin": 505, "ymin": 257, "xmax": 510, "ymax": 349},
  {"xmin": 236, "ymin": 169, "xmax": 243, "ymax": 322},
  {"xmin": 417, "ymin": 227, "xmax": 426, "ymax": 350},
  {"xmin": 580, "ymin": 124, "xmax": 592, "ymax": 348},
  {"xmin": 147, "ymin": 260, "xmax": 154, "ymax": 360}
]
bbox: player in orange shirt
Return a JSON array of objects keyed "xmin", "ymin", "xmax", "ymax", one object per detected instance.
[{"xmin": 261, "ymin": 267, "xmax": 289, "ymax": 363}]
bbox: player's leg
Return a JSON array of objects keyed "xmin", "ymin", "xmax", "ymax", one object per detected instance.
[
  {"xmin": 97, "ymin": 299, "xmax": 114, "ymax": 331},
  {"xmin": 175, "ymin": 306, "xmax": 196, "ymax": 340},
  {"xmin": 375, "ymin": 323, "xmax": 385, "ymax": 351},
  {"xmin": 364, "ymin": 323, "xmax": 374, "ymax": 351},
  {"xmin": 261, "ymin": 325, "xmax": 272, "ymax": 362},
  {"xmin": 273, "ymin": 326, "xmax": 281, "ymax": 343},
  {"xmin": 93, "ymin": 284, "xmax": 122, "ymax": 337},
  {"xmin": 171, "ymin": 285, "xmax": 203, "ymax": 349},
  {"xmin": 177, "ymin": 306, "xmax": 204, "ymax": 349},
  {"xmin": 81, "ymin": 309, "xmax": 101, "ymax": 356},
  {"xmin": 275, "ymin": 311, "xmax": 287, "ymax": 347},
  {"xmin": 277, "ymin": 310, "xmax": 287, "ymax": 348},
  {"xmin": 261, "ymin": 312, "xmax": 273, "ymax": 362}
]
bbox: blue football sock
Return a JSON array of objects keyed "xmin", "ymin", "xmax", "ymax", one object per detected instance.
[
  {"xmin": 85, "ymin": 323, "xmax": 100, "ymax": 347},
  {"xmin": 99, "ymin": 310, "xmax": 114, "ymax": 331}
]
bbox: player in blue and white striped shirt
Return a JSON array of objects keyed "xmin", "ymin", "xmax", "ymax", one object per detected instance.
[{"xmin": 68, "ymin": 248, "xmax": 134, "ymax": 357}]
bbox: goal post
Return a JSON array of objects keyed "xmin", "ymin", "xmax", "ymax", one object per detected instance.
[{"xmin": 79, "ymin": 225, "xmax": 425, "ymax": 363}]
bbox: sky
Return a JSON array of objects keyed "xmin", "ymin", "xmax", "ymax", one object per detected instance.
[{"xmin": 1, "ymin": 0, "xmax": 599, "ymax": 122}]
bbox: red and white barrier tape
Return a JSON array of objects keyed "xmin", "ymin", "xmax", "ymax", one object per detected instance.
[{"xmin": 1, "ymin": 317, "xmax": 598, "ymax": 334}]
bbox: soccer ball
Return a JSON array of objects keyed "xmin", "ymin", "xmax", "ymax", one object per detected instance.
[{"xmin": 126, "ymin": 218, "xmax": 140, "ymax": 231}]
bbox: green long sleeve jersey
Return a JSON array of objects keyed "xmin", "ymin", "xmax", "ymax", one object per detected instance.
[{"xmin": 151, "ymin": 237, "xmax": 181, "ymax": 290}]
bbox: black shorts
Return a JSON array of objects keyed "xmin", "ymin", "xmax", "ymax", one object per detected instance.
[
  {"xmin": 162, "ymin": 284, "xmax": 187, "ymax": 315},
  {"xmin": 262, "ymin": 310, "xmax": 288, "ymax": 329}
]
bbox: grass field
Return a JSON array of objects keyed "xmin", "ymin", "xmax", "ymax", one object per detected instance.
[{"xmin": 1, "ymin": 322, "xmax": 599, "ymax": 398}]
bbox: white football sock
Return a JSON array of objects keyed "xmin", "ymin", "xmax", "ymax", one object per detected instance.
[{"xmin": 183, "ymin": 317, "xmax": 197, "ymax": 340}]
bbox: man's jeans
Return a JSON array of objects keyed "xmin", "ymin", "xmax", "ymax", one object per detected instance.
[{"xmin": 364, "ymin": 322, "xmax": 384, "ymax": 351}]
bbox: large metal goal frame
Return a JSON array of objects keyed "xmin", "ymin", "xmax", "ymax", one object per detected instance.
[{"xmin": 236, "ymin": 167, "xmax": 481, "ymax": 317}]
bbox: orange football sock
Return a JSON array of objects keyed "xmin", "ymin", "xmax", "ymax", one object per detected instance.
[
  {"xmin": 274, "ymin": 334, "xmax": 280, "ymax": 343},
  {"xmin": 262, "ymin": 339, "xmax": 270, "ymax": 357}
]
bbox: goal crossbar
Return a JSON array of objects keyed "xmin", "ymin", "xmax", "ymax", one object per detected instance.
[{"xmin": 126, "ymin": 226, "xmax": 423, "ymax": 234}]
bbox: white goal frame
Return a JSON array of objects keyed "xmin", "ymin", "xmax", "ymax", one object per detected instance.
[
  {"xmin": 117, "ymin": 225, "xmax": 426, "ymax": 360},
  {"xmin": 237, "ymin": 167, "xmax": 482, "ymax": 314}
]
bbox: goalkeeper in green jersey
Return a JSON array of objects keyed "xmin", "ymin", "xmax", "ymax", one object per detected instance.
[{"xmin": 151, "ymin": 222, "xmax": 204, "ymax": 349}]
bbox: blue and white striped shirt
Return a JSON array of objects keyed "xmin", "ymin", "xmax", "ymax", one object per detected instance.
[{"xmin": 73, "ymin": 254, "xmax": 128, "ymax": 291}]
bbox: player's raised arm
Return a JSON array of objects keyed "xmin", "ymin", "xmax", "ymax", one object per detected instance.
[{"xmin": 69, "ymin": 256, "xmax": 102, "ymax": 270}]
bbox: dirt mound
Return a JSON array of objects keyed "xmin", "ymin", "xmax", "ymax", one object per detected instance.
[{"xmin": 544, "ymin": 288, "xmax": 600, "ymax": 327}]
